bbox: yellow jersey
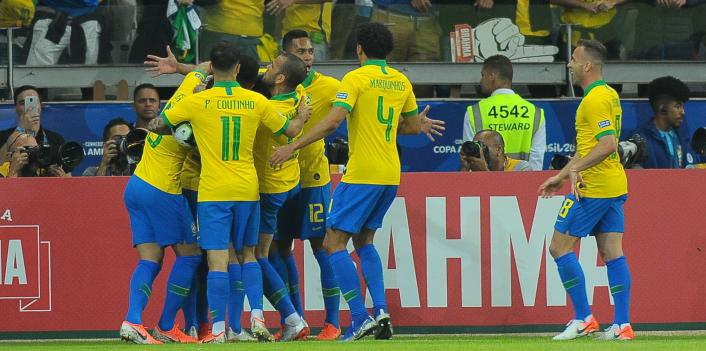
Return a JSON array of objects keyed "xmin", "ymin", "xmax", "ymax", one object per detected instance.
[
  {"xmin": 162, "ymin": 80, "xmax": 289, "ymax": 202},
  {"xmin": 561, "ymin": 0, "xmax": 616, "ymax": 29},
  {"xmin": 201, "ymin": 0, "xmax": 263, "ymax": 37},
  {"xmin": 254, "ymin": 86, "xmax": 305, "ymax": 194},
  {"xmin": 0, "ymin": 162, "xmax": 9, "ymax": 177},
  {"xmin": 299, "ymin": 70, "xmax": 340, "ymax": 188},
  {"xmin": 282, "ymin": 2, "xmax": 332, "ymax": 43},
  {"xmin": 181, "ymin": 149, "xmax": 201, "ymax": 192},
  {"xmin": 332, "ymin": 60, "xmax": 418, "ymax": 185},
  {"xmin": 575, "ymin": 80, "xmax": 627, "ymax": 198},
  {"xmin": 134, "ymin": 70, "xmax": 205, "ymax": 194}
]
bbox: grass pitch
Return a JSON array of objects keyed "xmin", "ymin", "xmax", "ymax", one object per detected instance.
[{"xmin": 2, "ymin": 334, "xmax": 705, "ymax": 351}]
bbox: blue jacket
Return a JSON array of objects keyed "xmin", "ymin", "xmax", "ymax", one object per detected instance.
[{"xmin": 636, "ymin": 118, "xmax": 702, "ymax": 169}]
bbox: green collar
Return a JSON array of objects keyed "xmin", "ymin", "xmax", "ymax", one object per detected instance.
[
  {"xmin": 363, "ymin": 59, "xmax": 388, "ymax": 67},
  {"xmin": 584, "ymin": 80, "xmax": 606, "ymax": 96},
  {"xmin": 213, "ymin": 81, "xmax": 241, "ymax": 88},
  {"xmin": 302, "ymin": 69, "xmax": 316, "ymax": 88},
  {"xmin": 271, "ymin": 90, "xmax": 298, "ymax": 102}
]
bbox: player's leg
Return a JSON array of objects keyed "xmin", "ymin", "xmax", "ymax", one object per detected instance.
[
  {"xmin": 120, "ymin": 176, "xmax": 164, "ymax": 344},
  {"xmin": 235, "ymin": 201, "xmax": 273, "ymax": 342},
  {"xmin": 180, "ymin": 189, "xmax": 205, "ymax": 337},
  {"xmin": 353, "ymin": 184, "xmax": 398, "ymax": 340},
  {"xmin": 153, "ymin": 195, "xmax": 201, "ymax": 343},
  {"xmin": 257, "ymin": 191, "xmax": 305, "ymax": 341},
  {"xmin": 596, "ymin": 195, "xmax": 633, "ymax": 340},
  {"xmin": 310, "ymin": 236, "xmax": 341, "ymax": 340},
  {"xmin": 226, "ymin": 245, "xmax": 256, "ymax": 341},
  {"xmin": 550, "ymin": 195, "xmax": 608, "ymax": 340},
  {"xmin": 197, "ymin": 201, "xmax": 234, "ymax": 343}
]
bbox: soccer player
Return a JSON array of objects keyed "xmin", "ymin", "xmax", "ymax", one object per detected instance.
[
  {"xmin": 271, "ymin": 29, "xmax": 343, "ymax": 341},
  {"xmin": 269, "ymin": 22, "xmax": 442, "ymax": 342},
  {"xmin": 252, "ymin": 53, "xmax": 310, "ymax": 342},
  {"xmin": 538, "ymin": 39, "xmax": 633, "ymax": 341},
  {"xmin": 155, "ymin": 41, "xmax": 309, "ymax": 343},
  {"xmin": 119, "ymin": 62, "xmax": 210, "ymax": 345}
]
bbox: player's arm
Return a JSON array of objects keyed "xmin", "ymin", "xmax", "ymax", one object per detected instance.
[
  {"xmin": 569, "ymin": 134, "xmax": 617, "ymax": 173},
  {"xmin": 145, "ymin": 45, "xmax": 197, "ymax": 77}
]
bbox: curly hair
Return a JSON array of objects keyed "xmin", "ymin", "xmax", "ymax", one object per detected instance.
[
  {"xmin": 356, "ymin": 22, "xmax": 393, "ymax": 60},
  {"xmin": 647, "ymin": 76, "xmax": 689, "ymax": 113}
]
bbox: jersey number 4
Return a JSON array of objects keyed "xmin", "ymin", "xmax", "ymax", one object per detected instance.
[
  {"xmin": 377, "ymin": 96, "xmax": 394, "ymax": 142},
  {"xmin": 221, "ymin": 116, "xmax": 241, "ymax": 161}
]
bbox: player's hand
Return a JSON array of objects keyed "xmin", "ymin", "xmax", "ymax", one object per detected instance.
[
  {"xmin": 419, "ymin": 106, "xmax": 445, "ymax": 141},
  {"xmin": 474, "ymin": 0, "xmax": 494, "ymax": 10},
  {"xmin": 411, "ymin": 0, "xmax": 433, "ymax": 13},
  {"xmin": 266, "ymin": 0, "xmax": 295, "ymax": 15},
  {"xmin": 269, "ymin": 143, "xmax": 296, "ymax": 168},
  {"xmin": 145, "ymin": 46, "xmax": 178, "ymax": 78},
  {"xmin": 296, "ymin": 101, "xmax": 313, "ymax": 123},
  {"xmin": 101, "ymin": 139, "xmax": 119, "ymax": 165},
  {"xmin": 473, "ymin": 18, "xmax": 559, "ymax": 62},
  {"xmin": 538, "ymin": 175, "xmax": 565, "ymax": 198},
  {"xmin": 194, "ymin": 60, "xmax": 213, "ymax": 75},
  {"xmin": 568, "ymin": 169, "xmax": 585, "ymax": 200}
]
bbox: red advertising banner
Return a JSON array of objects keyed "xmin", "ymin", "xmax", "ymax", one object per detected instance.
[{"xmin": 1, "ymin": 171, "xmax": 705, "ymax": 335}]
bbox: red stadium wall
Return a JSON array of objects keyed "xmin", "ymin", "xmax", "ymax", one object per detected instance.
[{"xmin": 1, "ymin": 170, "xmax": 705, "ymax": 336}]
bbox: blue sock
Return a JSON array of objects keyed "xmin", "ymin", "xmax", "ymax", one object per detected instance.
[
  {"xmin": 196, "ymin": 261, "xmax": 210, "ymax": 326},
  {"xmin": 158, "ymin": 255, "xmax": 202, "ymax": 331},
  {"xmin": 606, "ymin": 256, "xmax": 631, "ymax": 325},
  {"xmin": 228, "ymin": 264, "xmax": 244, "ymax": 333},
  {"xmin": 329, "ymin": 250, "xmax": 368, "ymax": 324},
  {"xmin": 356, "ymin": 244, "xmax": 387, "ymax": 317},
  {"xmin": 555, "ymin": 252, "xmax": 592, "ymax": 320},
  {"xmin": 258, "ymin": 258, "xmax": 297, "ymax": 320},
  {"xmin": 241, "ymin": 262, "xmax": 263, "ymax": 311},
  {"xmin": 125, "ymin": 260, "xmax": 160, "ymax": 325},
  {"xmin": 206, "ymin": 271, "xmax": 229, "ymax": 331},
  {"xmin": 314, "ymin": 250, "xmax": 340, "ymax": 328},
  {"xmin": 286, "ymin": 255, "xmax": 304, "ymax": 318},
  {"xmin": 182, "ymin": 268, "xmax": 199, "ymax": 330},
  {"xmin": 268, "ymin": 253, "xmax": 290, "ymax": 325}
]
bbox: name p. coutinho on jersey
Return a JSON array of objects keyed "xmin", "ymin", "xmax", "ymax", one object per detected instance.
[{"xmin": 204, "ymin": 99, "xmax": 256, "ymax": 110}]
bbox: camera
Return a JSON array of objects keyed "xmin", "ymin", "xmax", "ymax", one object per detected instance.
[
  {"xmin": 551, "ymin": 154, "xmax": 571, "ymax": 170},
  {"xmin": 461, "ymin": 140, "xmax": 491, "ymax": 161},
  {"xmin": 21, "ymin": 141, "xmax": 85, "ymax": 173},
  {"xmin": 326, "ymin": 138, "xmax": 349, "ymax": 165},
  {"xmin": 618, "ymin": 133, "xmax": 648, "ymax": 169},
  {"xmin": 112, "ymin": 128, "xmax": 148, "ymax": 169}
]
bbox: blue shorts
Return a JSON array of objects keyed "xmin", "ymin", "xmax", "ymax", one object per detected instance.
[
  {"xmin": 277, "ymin": 183, "xmax": 331, "ymax": 241},
  {"xmin": 260, "ymin": 185, "xmax": 301, "ymax": 236},
  {"xmin": 198, "ymin": 201, "xmax": 259, "ymax": 251},
  {"xmin": 327, "ymin": 182, "xmax": 398, "ymax": 235},
  {"xmin": 124, "ymin": 176, "xmax": 196, "ymax": 247},
  {"xmin": 183, "ymin": 189, "xmax": 198, "ymax": 222},
  {"xmin": 554, "ymin": 194, "xmax": 628, "ymax": 237}
]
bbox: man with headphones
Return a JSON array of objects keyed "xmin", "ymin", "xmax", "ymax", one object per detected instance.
[{"xmin": 636, "ymin": 76, "xmax": 702, "ymax": 169}]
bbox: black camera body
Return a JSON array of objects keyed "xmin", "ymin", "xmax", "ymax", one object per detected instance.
[
  {"xmin": 21, "ymin": 141, "xmax": 84, "ymax": 173},
  {"xmin": 326, "ymin": 138, "xmax": 349, "ymax": 165},
  {"xmin": 461, "ymin": 140, "xmax": 491, "ymax": 161},
  {"xmin": 112, "ymin": 129, "xmax": 148, "ymax": 169}
]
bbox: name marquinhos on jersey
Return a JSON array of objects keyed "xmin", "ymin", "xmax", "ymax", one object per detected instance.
[{"xmin": 369, "ymin": 78, "xmax": 405, "ymax": 92}]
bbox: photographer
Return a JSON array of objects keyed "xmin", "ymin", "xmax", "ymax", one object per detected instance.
[
  {"xmin": 0, "ymin": 132, "xmax": 70, "ymax": 177},
  {"xmin": 460, "ymin": 129, "xmax": 531, "ymax": 172},
  {"xmin": 636, "ymin": 76, "xmax": 702, "ymax": 169},
  {"xmin": 83, "ymin": 118, "xmax": 134, "ymax": 176}
]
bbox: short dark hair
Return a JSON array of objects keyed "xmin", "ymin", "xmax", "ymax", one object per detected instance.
[
  {"xmin": 13, "ymin": 85, "xmax": 41, "ymax": 105},
  {"xmin": 282, "ymin": 30, "xmax": 309, "ymax": 52},
  {"xmin": 210, "ymin": 40, "xmax": 241, "ymax": 73},
  {"xmin": 279, "ymin": 53, "xmax": 308, "ymax": 89},
  {"xmin": 134, "ymin": 83, "xmax": 159, "ymax": 101},
  {"xmin": 476, "ymin": 129, "xmax": 505, "ymax": 148},
  {"xmin": 356, "ymin": 22, "xmax": 393, "ymax": 60},
  {"xmin": 103, "ymin": 118, "xmax": 133, "ymax": 141},
  {"xmin": 648, "ymin": 76, "xmax": 690, "ymax": 113},
  {"xmin": 577, "ymin": 39, "xmax": 607, "ymax": 64},
  {"xmin": 236, "ymin": 54, "xmax": 260, "ymax": 89},
  {"xmin": 483, "ymin": 55, "xmax": 513, "ymax": 82}
]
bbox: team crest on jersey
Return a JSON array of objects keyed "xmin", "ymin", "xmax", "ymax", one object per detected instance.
[
  {"xmin": 306, "ymin": 92, "xmax": 312, "ymax": 104},
  {"xmin": 336, "ymin": 92, "xmax": 348, "ymax": 99},
  {"xmin": 598, "ymin": 120, "xmax": 611, "ymax": 128}
]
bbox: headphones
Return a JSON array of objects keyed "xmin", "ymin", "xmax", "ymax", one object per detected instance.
[{"xmin": 659, "ymin": 105, "xmax": 667, "ymax": 114}]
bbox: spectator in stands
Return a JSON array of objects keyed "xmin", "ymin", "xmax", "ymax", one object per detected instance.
[
  {"xmin": 198, "ymin": 0, "xmax": 264, "ymax": 61},
  {"xmin": 460, "ymin": 129, "xmax": 531, "ymax": 171},
  {"xmin": 0, "ymin": 0, "xmax": 35, "ymax": 27},
  {"xmin": 132, "ymin": 83, "xmax": 160, "ymax": 130},
  {"xmin": 267, "ymin": 0, "xmax": 333, "ymax": 60},
  {"xmin": 462, "ymin": 55, "xmax": 546, "ymax": 170},
  {"xmin": 0, "ymin": 86, "xmax": 65, "ymax": 158},
  {"xmin": 25, "ymin": 0, "xmax": 107, "ymax": 65},
  {"xmin": 82, "ymin": 118, "xmax": 134, "ymax": 176},
  {"xmin": 636, "ymin": 76, "xmax": 702, "ymax": 168}
]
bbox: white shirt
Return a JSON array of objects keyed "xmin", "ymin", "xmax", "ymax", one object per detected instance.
[{"xmin": 462, "ymin": 88, "xmax": 547, "ymax": 171}]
